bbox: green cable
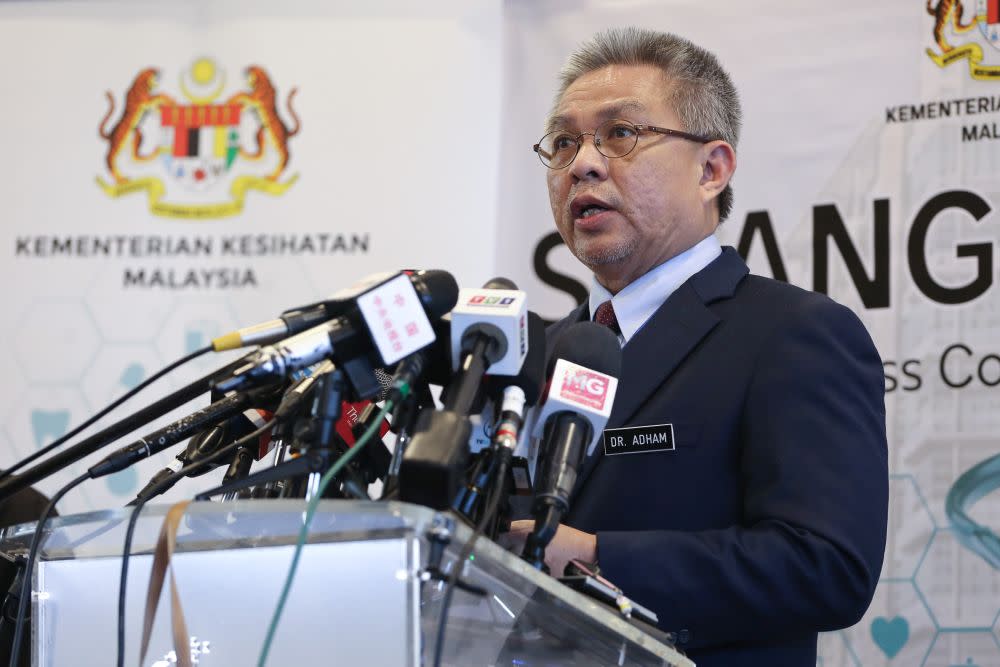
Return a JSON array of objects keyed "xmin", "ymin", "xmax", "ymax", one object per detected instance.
[{"xmin": 257, "ymin": 398, "xmax": 395, "ymax": 667}]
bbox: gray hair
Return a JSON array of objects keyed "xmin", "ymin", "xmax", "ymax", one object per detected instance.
[{"xmin": 551, "ymin": 27, "xmax": 742, "ymax": 222}]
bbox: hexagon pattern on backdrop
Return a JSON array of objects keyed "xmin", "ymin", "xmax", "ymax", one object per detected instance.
[
  {"xmin": 823, "ymin": 468, "xmax": 1000, "ymax": 667},
  {"xmin": 916, "ymin": 530, "xmax": 1000, "ymax": 631}
]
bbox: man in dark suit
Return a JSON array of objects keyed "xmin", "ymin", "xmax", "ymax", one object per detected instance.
[{"xmin": 506, "ymin": 27, "xmax": 888, "ymax": 666}]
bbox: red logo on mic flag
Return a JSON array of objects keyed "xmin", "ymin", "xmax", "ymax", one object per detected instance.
[
  {"xmin": 335, "ymin": 400, "xmax": 390, "ymax": 446},
  {"xmin": 560, "ymin": 368, "xmax": 610, "ymax": 411}
]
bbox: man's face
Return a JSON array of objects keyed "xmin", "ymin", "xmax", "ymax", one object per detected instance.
[{"xmin": 546, "ymin": 64, "xmax": 716, "ymax": 290}]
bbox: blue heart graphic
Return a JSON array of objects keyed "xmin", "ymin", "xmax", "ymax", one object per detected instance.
[
  {"xmin": 184, "ymin": 329, "xmax": 205, "ymax": 353},
  {"xmin": 106, "ymin": 467, "xmax": 138, "ymax": 497},
  {"xmin": 30, "ymin": 410, "xmax": 70, "ymax": 447},
  {"xmin": 120, "ymin": 362, "xmax": 146, "ymax": 389},
  {"xmin": 871, "ymin": 616, "xmax": 909, "ymax": 659}
]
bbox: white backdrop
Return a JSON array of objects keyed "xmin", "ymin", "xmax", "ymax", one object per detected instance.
[
  {"xmin": 1, "ymin": 1, "xmax": 998, "ymax": 665},
  {"xmin": 0, "ymin": 0, "xmax": 502, "ymax": 507}
]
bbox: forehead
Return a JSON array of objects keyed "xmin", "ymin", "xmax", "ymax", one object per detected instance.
[{"xmin": 549, "ymin": 64, "xmax": 675, "ymax": 130}]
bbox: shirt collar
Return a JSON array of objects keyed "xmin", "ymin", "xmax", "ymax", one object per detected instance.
[{"xmin": 588, "ymin": 235, "xmax": 723, "ymax": 345}]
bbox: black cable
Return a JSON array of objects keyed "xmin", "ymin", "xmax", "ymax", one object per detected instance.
[
  {"xmin": 8, "ymin": 471, "xmax": 89, "ymax": 667},
  {"xmin": 0, "ymin": 346, "xmax": 212, "ymax": 483},
  {"xmin": 432, "ymin": 450, "xmax": 511, "ymax": 667},
  {"xmin": 455, "ymin": 451, "xmax": 490, "ymax": 519},
  {"xmin": 116, "ymin": 419, "xmax": 275, "ymax": 667}
]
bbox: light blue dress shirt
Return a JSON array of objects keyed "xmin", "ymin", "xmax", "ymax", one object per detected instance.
[{"xmin": 588, "ymin": 235, "xmax": 723, "ymax": 346}]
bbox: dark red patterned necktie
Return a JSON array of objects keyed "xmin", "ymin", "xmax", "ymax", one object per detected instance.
[{"xmin": 593, "ymin": 300, "xmax": 621, "ymax": 336}]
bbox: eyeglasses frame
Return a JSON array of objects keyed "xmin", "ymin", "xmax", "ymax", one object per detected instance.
[{"xmin": 533, "ymin": 120, "xmax": 715, "ymax": 169}]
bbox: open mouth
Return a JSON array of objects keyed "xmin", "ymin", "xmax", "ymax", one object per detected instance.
[
  {"xmin": 571, "ymin": 196, "xmax": 613, "ymax": 220},
  {"xmin": 578, "ymin": 205, "xmax": 609, "ymax": 219}
]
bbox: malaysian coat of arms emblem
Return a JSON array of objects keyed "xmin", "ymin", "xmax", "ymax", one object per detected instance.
[
  {"xmin": 926, "ymin": 0, "xmax": 1000, "ymax": 79},
  {"xmin": 96, "ymin": 59, "xmax": 299, "ymax": 218}
]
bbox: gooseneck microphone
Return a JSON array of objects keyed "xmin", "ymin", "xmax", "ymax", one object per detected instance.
[{"xmin": 522, "ymin": 321, "xmax": 622, "ymax": 570}]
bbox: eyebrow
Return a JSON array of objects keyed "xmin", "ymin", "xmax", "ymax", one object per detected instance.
[{"xmin": 546, "ymin": 99, "xmax": 649, "ymax": 133}]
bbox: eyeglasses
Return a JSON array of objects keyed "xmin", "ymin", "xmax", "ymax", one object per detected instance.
[{"xmin": 533, "ymin": 119, "xmax": 713, "ymax": 169}]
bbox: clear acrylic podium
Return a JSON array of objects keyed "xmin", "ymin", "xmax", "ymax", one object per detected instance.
[{"xmin": 0, "ymin": 500, "xmax": 693, "ymax": 666}]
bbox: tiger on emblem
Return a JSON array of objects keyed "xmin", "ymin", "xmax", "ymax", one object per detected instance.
[
  {"xmin": 927, "ymin": 0, "xmax": 977, "ymax": 53},
  {"xmin": 227, "ymin": 66, "xmax": 300, "ymax": 181},
  {"xmin": 98, "ymin": 68, "xmax": 176, "ymax": 184}
]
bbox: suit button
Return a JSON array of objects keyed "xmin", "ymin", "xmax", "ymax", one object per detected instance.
[{"xmin": 678, "ymin": 629, "xmax": 690, "ymax": 644}]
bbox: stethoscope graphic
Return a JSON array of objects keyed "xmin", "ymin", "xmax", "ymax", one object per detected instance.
[{"xmin": 946, "ymin": 452, "xmax": 1000, "ymax": 569}]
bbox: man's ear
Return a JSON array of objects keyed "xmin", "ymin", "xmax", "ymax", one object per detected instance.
[{"xmin": 699, "ymin": 141, "xmax": 736, "ymax": 203}]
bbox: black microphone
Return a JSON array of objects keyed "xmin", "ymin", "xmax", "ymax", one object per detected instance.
[
  {"xmin": 215, "ymin": 271, "xmax": 458, "ymax": 395},
  {"xmin": 482, "ymin": 276, "xmax": 518, "ymax": 291},
  {"xmin": 522, "ymin": 322, "xmax": 622, "ymax": 570},
  {"xmin": 0, "ymin": 351, "xmax": 261, "ymax": 502},
  {"xmin": 210, "ymin": 269, "xmax": 458, "ymax": 351},
  {"xmin": 442, "ymin": 278, "xmax": 529, "ymax": 415},
  {"xmin": 88, "ymin": 384, "xmax": 280, "ymax": 479},
  {"xmin": 456, "ymin": 312, "xmax": 547, "ymax": 521},
  {"xmin": 398, "ymin": 277, "xmax": 529, "ymax": 509},
  {"xmin": 273, "ymin": 360, "xmax": 336, "ymax": 423},
  {"xmin": 130, "ymin": 406, "xmax": 275, "ymax": 503}
]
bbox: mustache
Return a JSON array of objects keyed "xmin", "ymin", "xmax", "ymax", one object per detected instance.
[{"xmin": 566, "ymin": 188, "xmax": 624, "ymax": 214}]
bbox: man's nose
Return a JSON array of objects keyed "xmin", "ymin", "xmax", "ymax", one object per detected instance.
[{"xmin": 570, "ymin": 134, "xmax": 608, "ymax": 181}]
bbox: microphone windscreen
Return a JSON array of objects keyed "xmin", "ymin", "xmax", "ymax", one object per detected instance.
[
  {"xmin": 548, "ymin": 321, "xmax": 622, "ymax": 378},
  {"xmin": 412, "ymin": 269, "xmax": 459, "ymax": 319},
  {"xmin": 416, "ymin": 315, "xmax": 454, "ymax": 387},
  {"xmin": 482, "ymin": 276, "xmax": 519, "ymax": 290},
  {"xmin": 373, "ymin": 367, "xmax": 393, "ymax": 401},
  {"xmin": 487, "ymin": 311, "xmax": 546, "ymax": 405}
]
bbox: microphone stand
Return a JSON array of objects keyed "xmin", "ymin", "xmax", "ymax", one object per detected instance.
[{"xmin": 380, "ymin": 381, "xmax": 434, "ymax": 500}]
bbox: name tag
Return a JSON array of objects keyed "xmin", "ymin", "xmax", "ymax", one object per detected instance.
[{"xmin": 602, "ymin": 424, "xmax": 675, "ymax": 456}]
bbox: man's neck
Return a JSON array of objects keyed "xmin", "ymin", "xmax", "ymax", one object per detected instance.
[
  {"xmin": 594, "ymin": 231, "xmax": 717, "ymax": 295},
  {"xmin": 588, "ymin": 235, "xmax": 723, "ymax": 345}
]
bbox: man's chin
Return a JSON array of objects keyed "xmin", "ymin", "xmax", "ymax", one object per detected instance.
[{"xmin": 572, "ymin": 239, "xmax": 638, "ymax": 267}]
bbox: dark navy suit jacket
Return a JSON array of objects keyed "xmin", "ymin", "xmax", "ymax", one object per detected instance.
[{"xmin": 549, "ymin": 247, "xmax": 888, "ymax": 667}]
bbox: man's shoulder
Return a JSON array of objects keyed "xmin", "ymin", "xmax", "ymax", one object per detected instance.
[
  {"xmin": 732, "ymin": 273, "xmax": 879, "ymax": 364},
  {"xmin": 739, "ymin": 272, "xmax": 827, "ymax": 305},
  {"xmin": 736, "ymin": 272, "xmax": 862, "ymax": 322}
]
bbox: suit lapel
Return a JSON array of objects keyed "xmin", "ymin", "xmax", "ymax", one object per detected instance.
[
  {"xmin": 608, "ymin": 284, "xmax": 720, "ymax": 428},
  {"xmin": 569, "ymin": 247, "xmax": 750, "ymax": 502}
]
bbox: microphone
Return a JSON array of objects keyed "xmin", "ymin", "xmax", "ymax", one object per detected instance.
[
  {"xmin": 273, "ymin": 360, "xmax": 336, "ymax": 423},
  {"xmin": 88, "ymin": 384, "xmax": 281, "ymax": 479},
  {"xmin": 214, "ymin": 270, "xmax": 458, "ymax": 395},
  {"xmin": 487, "ymin": 311, "xmax": 547, "ymax": 452},
  {"xmin": 455, "ymin": 312, "xmax": 547, "ymax": 522},
  {"xmin": 450, "ymin": 280, "xmax": 528, "ymax": 373},
  {"xmin": 211, "ymin": 270, "xmax": 457, "ymax": 351},
  {"xmin": 522, "ymin": 321, "xmax": 622, "ymax": 570},
  {"xmin": 397, "ymin": 277, "xmax": 528, "ymax": 509},
  {"xmin": 345, "ymin": 401, "xmax": 394, "ymax": 482},
  {"xmin": 130, "ymin": 407, "xmax": 274, "ymax": 503},
  {"xmin": 441, "ymin": 278, "xmax": 529, "ymax": 415}
]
